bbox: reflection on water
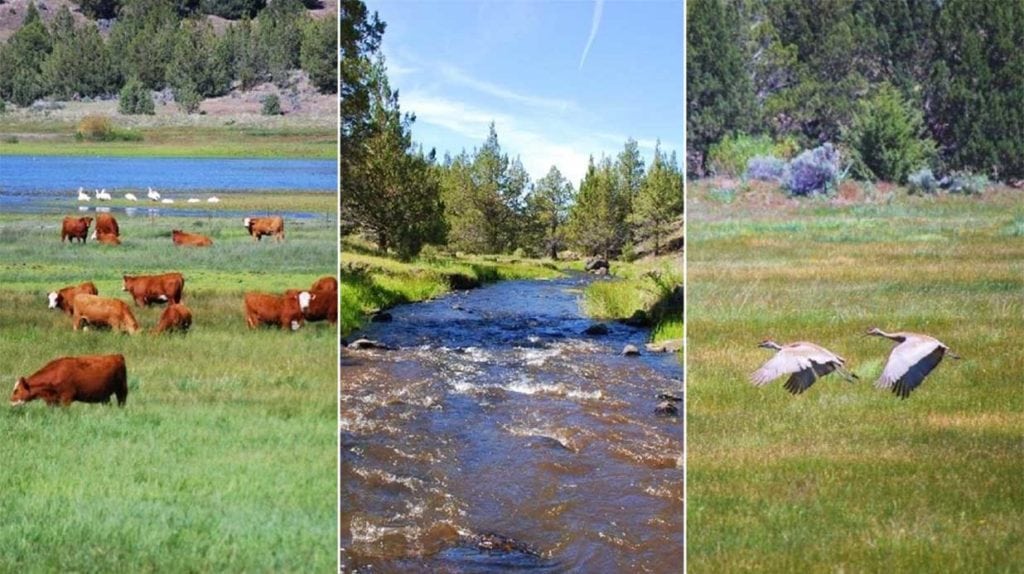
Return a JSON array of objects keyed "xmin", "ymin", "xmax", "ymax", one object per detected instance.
[{"xmin": 341, "ymin": 276, "xmax": 683, "ymax": 572}]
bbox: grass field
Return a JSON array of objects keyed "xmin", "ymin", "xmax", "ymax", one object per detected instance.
[
  {"xmin": 0, "ymin": 121, "xmax": 335, "ymax": 159},
  {"xmin": 687, "ymin": 181, "xmax": 1024, "ymax": 571},
  {"xmin": 0, "ymin": 209, "xmax": 338, "ymax": 571}
]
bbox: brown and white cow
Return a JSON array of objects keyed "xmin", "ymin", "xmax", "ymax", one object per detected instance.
[
  {"xmin": 243, "ymin": 292, "xmax": 304, "ymax": 331},
  {"xmin": 11, "ymin": 354, "xmax": 127, "ymax": 407},
  {"xmin": 61, "ymin": 216, "xmax": 93, "ymax": 243},
  {"xmin": 153, "ymin": 303, "xmax": 192, "ymax": 334},
  {"xmin": 171, "ymin": 229, "xmax": 213, "ymax": 247},
  {"xmin": 47, "ymin": 281, "xmax": 99, "ymax": 315},
  {"xmin": 311, "ymin": 276, "xmax": 338, "ymax": 293},
  {"xmin": 286, "ymin": 288, "xmax": 337, "ymax": 325},
  {"xmin": 71, "ymin": 294, "xmax": 141, "ymax": 334},
  {"xmin": 91, "ymin": 213, "xmax": 120, "ymax": 239},
  {"xmin": 122, "ymin": 272, "xmax": 184, "ymax": 306},
  {"xmin": 244, "ymin": 216, "xmax": 285, "ymax": 242}
]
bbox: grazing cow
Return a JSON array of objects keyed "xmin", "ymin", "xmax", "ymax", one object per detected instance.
[
  {"xmin": 10, "ymin": 354, "xmax": 128, "ymax": 407},
  {"xmin": 171, "ymin": 229, "xmax": 213, "ymax": 247},
  {"xmin": 61, "ymin": 216, "xmax": 93, "ymax": 243},
  {"xmin": 244, "ymin": 216, "xmax": 285, "ymax": 242},
  {"xmin": 286, "ymin": 288, "xmax": 337, "ymax": 324},
  {"xmin": 92, "ymin": 213, "xmax": 120, "ymax": 239},
  {"xmin": 47, "ymin": 282, "xmax": 99, "ymax": 315},
  {"xmin": 153, "ymin": 303, "xmax": 192, "ymax": 334},
  {"xmin": 122, "ymin": 272, "xmax": 184, "ymax": 306},
  {"xmin": 243, "ymin": 292, "xmax": 304, "ymax": 331},
  {"xmin": 311, "ymin": 276, "xmax": 338, "ymax": 293},
  {"xmin": 71, "ymin": 294, "xmax": 140, "ymax": 334},
  {"xmin": 96, "ymin": 232, "xmax": 121, "ymax": 245}
]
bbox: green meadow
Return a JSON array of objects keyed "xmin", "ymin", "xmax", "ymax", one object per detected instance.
[
  {"xmin": 0, "ymin": 208, "xmax": 337, "ymax": 571},
  {"xmin": 687, "ymin": 182, "xmax": 1024, "ymax": 572}
]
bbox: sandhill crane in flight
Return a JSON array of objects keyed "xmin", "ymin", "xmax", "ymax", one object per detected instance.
[
  {"xmin": 76, "ymin": 187, "xmax": 90, "ymax": 201},
  {"xmin": 124, "ymin": 192, "xmax": 138, "ymax": 201},
  {"xmin": 866, "ymin": 328, "xmax": 959, "ymax": 399},
  {"xmin": 751, "ymin": 340, "xmax": 858, "ymax": 394}
]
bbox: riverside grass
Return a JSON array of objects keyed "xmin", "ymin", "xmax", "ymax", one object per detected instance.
[
  {"xmin": 687, "ymin": 182, "xmax": 1024, "ymax": 572},
  {"xmin": 0, "ymin": 211, "xmax": 337, "ymax": 571}
]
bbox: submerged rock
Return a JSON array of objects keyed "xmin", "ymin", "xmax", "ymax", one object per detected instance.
[
  {"xmin": 584, "ymin": 257, "xmax": 609, "ymax": 272},
  {"xmin": 619, "ymin": 309, "xmax": 650, "ymax": 327},
  {"xmin": 655, "ymin": 401, "xmax": 679, "ymax": 417},
  {"xmin": 622, "ymin": 344, "xmax": 640, "ymax": 356},
  {"xmin": 645, "ymin": 339, "xmax": 683, "ymax": 353},
  {"xmin": 583, "ymin": 323, "xmax": 609, "ymax": 336},
  {"xmin": 657, "ymin": 392, "xmax": 683, "ymax": 403},
  {"xmin": 370, "ymin": 311, "xmax": 392, "ymax": 323},
  {"xmin": 348, "ymin": 338, "xmax": 391, "ymax": 350}
]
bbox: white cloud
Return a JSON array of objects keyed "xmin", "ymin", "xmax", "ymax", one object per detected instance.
[
  {"xmin": 436, "ymin": 64, "xmax": 576, "ymax": 112},
  {"xmin": 579, "ymin": 0, "xmax": 605, "ymax": 70}
]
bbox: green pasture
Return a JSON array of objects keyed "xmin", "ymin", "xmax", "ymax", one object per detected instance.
[
  {"xmin": 0, "ymin": 209, "xmax": 338, "ymax": 572},
  {"xmin": 687, "ymin": 183, "xmax": 1024, "ymax": 572}
]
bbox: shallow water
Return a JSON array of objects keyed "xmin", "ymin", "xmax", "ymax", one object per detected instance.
[
  {"xmin": 0, "ymin": 155, "xmax": 335, "ymax": 216},
  {"xmin": 340, "ymin": 275, "xmax": 683, "ymax": 573}
]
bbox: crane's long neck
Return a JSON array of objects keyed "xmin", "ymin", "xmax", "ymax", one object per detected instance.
[{"xmin": 872, "ymin": 329, "xmax": 904, "ymax": 342}]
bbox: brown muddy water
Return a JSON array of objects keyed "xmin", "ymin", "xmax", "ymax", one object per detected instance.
[{"xmin": 340, "ymin": 275, "xmax": 683, "ymax": 573}]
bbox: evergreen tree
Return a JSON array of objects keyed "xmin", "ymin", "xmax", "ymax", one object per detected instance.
[
  {"xmin": 167, "ymin": 19, "xmax": 231, "ymax": 110},
  {"xmin": 631, "ymin": 144, "xmax": 683, "ymax": 256},
  {"xmin": 341, "ymin": 57, "xmax": 446, "ymax": 259},
  {"xmin": 118, "ymin": 77, "xmax": 155, "ymax": 114},
  {"xmin": 258, "ymin": 0, "xmax": 307, "ymax": 86},
  {"xmin": 845, "ymin": 83, "xmax": 935, "ymax": 183},
  {"xmin": 567, "ymin": 157, "xmax": 628, "ymax": 258},
  {"xmin": 0, "ymin": 3, "xmax": 52, "ymax": 106},
  {"xmin": 615, "ymin": 138, "xmax": 646, "ymax": 213},
  {"xmin": 301, "ymin": 15, "xmax": 338, "ymax": 94},
  {"xmin": 525, "ymin": 166, "xmax": 574, "ymax": 259},
  {"xmin": 108, "ymin": 0, "xmax": 179, "ymax": 89},
  {"xmin": 686, "ymin": 0, "xmax": 755, "ymax": 172},
  {"xmin": 41, "ymin": 7, "xmax": 117, "ymax": 99}
]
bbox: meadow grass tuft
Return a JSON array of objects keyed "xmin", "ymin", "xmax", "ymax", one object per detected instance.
[
  {"xmin": 687, "ymin": 182, "xmax": 1024, "ymax": 571},
  {"xmin": 0, "ymin": 210, "xmax": 337, "ymax": 571}
]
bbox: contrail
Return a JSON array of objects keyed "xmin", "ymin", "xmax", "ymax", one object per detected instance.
[{"xmin": 578, "ymin": 0, "xmax": 604, "ymax": 70}]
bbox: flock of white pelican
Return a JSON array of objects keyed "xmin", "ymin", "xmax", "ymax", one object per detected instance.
[{"xmin": 75, "ymin": 187, "xmax": 220, "ymax": 204}]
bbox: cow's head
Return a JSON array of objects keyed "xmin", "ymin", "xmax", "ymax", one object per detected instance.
[
  {"xmin": 47, "ymin": 292, "xmax": 60, "ymax": 309},
  {"xmin": 10, "ymin": 377, "xmax": 32, "ymax": 406},
  {"xmin": 298, "ymin": 291, "xmax": 312, "ymax": 312},
  {"xmin": 82, "ymin": 217, "xmax": 93, "ymax": 226},
  {"xmin": 122, "ymin": 275, "xmax": 131, "ymax": 291},
  {"xmin": 243, "ymin": 218, "xmax": 252, "ymax": 229}
]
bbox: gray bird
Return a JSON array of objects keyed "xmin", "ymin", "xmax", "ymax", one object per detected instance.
[
  {"xmin": 866, "ymin": 328, "xmax": 959, "ymax": 399},
  {"xmin": 751, "ymin": 340, "xmax": 858, "ymax": 394}
]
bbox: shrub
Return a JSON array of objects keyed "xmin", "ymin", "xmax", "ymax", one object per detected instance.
[
  {"xmin": 941, "ymin": 171, "xmax": 988, "ymax": 195},
  {"xmin": 845, "ymin": 83, "xmax": 936, "ymax": 184},
  {"xmin": 75, "ymin": 114, "xmax": 142, "ymax": 142},
  {"xmin": 745, "ymin": 156, "xmax": 788, "ymax": 182},
  {"xmin": 707, "ymin": 134, "xmax": 801, "ymax": 177},
  {"xmin": 175, "ymin": 84, "xmax": 203, "ymax": 114},
  {"xmin": 118, "ymin": 79, "xmax": 155, "ymax": 115},
  {"xmin": 76, "ymin": 115, "xmax": 114, "ymax": 140},
  {"xmin": 907, "ymin": 168, "xmax": 938, "ymax": 194},
  {"xmin": 0, "ymin": 100, "xmax": 6, "ymax": 115},
  {"xmin": 785, "ymin": 144, "xmax": 841, "ymax": 196},
  {"xmin": 261, "ymin": 94, "xmax": 282, "ymax": 116}
]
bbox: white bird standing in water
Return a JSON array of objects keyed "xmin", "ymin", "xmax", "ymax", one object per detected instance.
[
  {"xmin": 866, "ymin": 328, "xmax": 959, "ymax": 399},
  {"xmin": 96, "ymin": 188, "xmax": 112, "ymax": 200},
  {"xmin": 77, "ymin": 187, "xmax": 90, "ymax": 201},
  {"xmin": 147, "ymin": 187, "xmax": 161, "ymax": 201},
  {"xmin": 751, "ymin": 339, "xmax": 858, "ymax": 394}
]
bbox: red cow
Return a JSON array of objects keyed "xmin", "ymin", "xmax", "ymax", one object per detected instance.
[
  {"xmin": 71, "ymin": 294, "xmax": 141, "ymax": 334},
  {"xmin": 244, "ymin": 216, "xmax": 285, "ymax": 242},
  {"xmin": 171, "ymin": 229, "xmax": 213, "ymax": 247},
  {"xmin": 243, "ymin": 292, "xmax": 304, "ymax": 331},
  {"xmin": 61, "ymin": 216, "xmax": 93, "ymax": 243},
  {"xmin": 153, "ymin": 303, "xmax": 193, "ymax": 334},
  {"xmin": 11, "ymin": 354, "xmax": 127, "ymax": 407},
  {"xmin": 122, "ymin": 273, "xmax": 184, "ymax": 306},
  {"xmin": 47, "ymin": 281, "xmax": 99, "ymax": 315}
]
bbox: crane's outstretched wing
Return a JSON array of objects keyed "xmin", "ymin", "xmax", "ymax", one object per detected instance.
[
  {"xmin": 782, "ymin": 361, "xmax": 837, "ymax": 394},
  {"xmin": 877, "ymin": 339, "xmax": 946, "ymax": 399},
  {"xmin": 751, "ymin": 353, "xmax": 811, "ymax": 387}
]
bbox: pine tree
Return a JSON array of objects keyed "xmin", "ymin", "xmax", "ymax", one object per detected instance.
[
  {"xmin": 845, "ymin": 83, "xmax": 935, "ymax": 183},
  {"xmin": 567, "ymin": 157, "xmax": 628, "ymax": 258},
  {"xmin": 525, "ymin": 166, "xmax": 574, "ymax": 259},
  {"xmin": 0, "ymin": 3, "xmax": 52, "ymax": 106},
  {"xmin": 631, "ymin": 144, "xmax": 683, "ymax": 256},
  {"xmin": 300, "ymin": 15, "xmax": 338, "ymax": 94}
]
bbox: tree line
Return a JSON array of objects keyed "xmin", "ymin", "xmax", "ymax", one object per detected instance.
[
  {"xmin": 0, "ymin": 0, "xmax": 337, "ymax": 110},
  {"xmin": 340, "ymin": 3, "xmax": 681, "ymax": 261},
  {"xmin": 687, "ymin": 0, "xmax": 1024, "ymax": 182}
]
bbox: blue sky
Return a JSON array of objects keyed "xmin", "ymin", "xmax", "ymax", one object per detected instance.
[{"xmin": 364, "ymin": 0, "xmax": 683, "ymax": 187}]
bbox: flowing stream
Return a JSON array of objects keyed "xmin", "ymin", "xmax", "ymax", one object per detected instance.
[{"xmin": 340, "ymin": 275, "xmax": 683, "ymax": 573}]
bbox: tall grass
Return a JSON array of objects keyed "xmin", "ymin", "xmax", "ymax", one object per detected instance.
[
  {"xmin": 687, "ymin": 183, "xmax": 1024, "ymax": 571},
  {"xmin": 579, "ymin": 258, "xmax": 683, "ymax": 345},
  {"xmin": 0, "ymin": 211, "xmax": 337, "ymax": 571}
]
